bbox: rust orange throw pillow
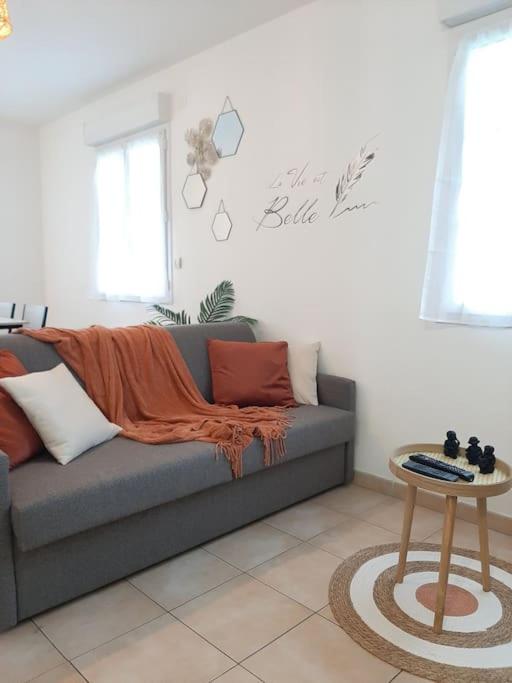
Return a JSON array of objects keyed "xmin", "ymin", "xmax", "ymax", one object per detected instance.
[
  {"xmin": 207, "ymin": 339, "xmax": 296, "ymax": 407},
  {"xmin": 0, "ymin": 351, "xmax": 43, "ymax": 468}
]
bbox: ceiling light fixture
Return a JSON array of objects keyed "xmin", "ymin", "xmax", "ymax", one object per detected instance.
[{"xmin": 0, "ymin": 0, "xmax": 12, "ymax": 40}]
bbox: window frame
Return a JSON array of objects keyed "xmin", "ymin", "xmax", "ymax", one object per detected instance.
[
  {"xmin": 420, "ymin": 20, "xmax": 512, "ymax": 327},
  {"xmin": 93, "ymin": 124, "xmax": 173, "ymax": 305}
]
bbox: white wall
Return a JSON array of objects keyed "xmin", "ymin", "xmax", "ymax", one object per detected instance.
[
  {"xmin": 39, "ymin": 0, "xmax": 512, "ymax": 516},
  {"xmin": 0, "ymin": 121, "xmax": 43, "ymax": 308}
]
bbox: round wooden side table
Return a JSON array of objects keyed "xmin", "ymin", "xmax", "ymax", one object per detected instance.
[{"xmin": 389, "ymin": 443, "xmax": 512, "ymax": 634}]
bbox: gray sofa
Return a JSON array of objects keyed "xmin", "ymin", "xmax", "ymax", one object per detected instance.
[{"xmin": 0, "ymin": 322, "xmax": 355, "ymax": 631}]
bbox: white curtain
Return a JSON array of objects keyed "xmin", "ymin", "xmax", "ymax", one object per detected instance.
[
  {"xmin": 94, "ymin": 129, "xmax": 170, "ymax": 303},
  {"xmin": 420, "ymin": 24, "xmax": 512, "ymax": 327}
]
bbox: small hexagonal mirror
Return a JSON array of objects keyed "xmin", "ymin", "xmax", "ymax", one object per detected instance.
[
  {"xmin": 212, "ymin": 98, "xmax": 244, "ymax": 158},
  {"xmin": 211, "ymin": 201, "xmax": 232, "ymax": 242},
  {"xmin": 182, "ymin": 172, "xmax": 207, "ymax": 209}
]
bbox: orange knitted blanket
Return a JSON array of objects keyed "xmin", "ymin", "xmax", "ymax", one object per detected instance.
[{"xmin": 20, "ymin": 325, "xmax": 291, "ymax": 478}]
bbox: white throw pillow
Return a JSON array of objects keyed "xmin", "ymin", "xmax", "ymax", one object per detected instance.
[
  {"xmin": 287, "ymin": 342, "xmax": 320, "ymax": 405},
  {"xmin": 0, "ymin": 363, "xmax": 121, "ymax": 464}
]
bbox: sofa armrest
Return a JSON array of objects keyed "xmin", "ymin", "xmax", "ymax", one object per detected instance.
[
  {"xmin": 316, "ymin": 375, "xmax": 356, "ymax": 484},
  {"xmin": 0, "ymin": 451, "xmax": 10, "ymax": 510},
  {"xmin": 317, "ymin": 374, "xmax": 356, "ymax": 413},
  {"xmin": 0, "ymin": 450, "xmax": 17, "ymax": 631}
]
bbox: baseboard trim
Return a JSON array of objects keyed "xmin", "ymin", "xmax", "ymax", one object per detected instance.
[{"xmin": 354, "ymin": 470, "xmax": 512, "ymax": 536}]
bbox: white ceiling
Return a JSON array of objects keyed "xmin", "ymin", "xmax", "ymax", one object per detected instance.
[{"xmin": 1, "ymin": 0, "xmax": 313, "ymax": 125}]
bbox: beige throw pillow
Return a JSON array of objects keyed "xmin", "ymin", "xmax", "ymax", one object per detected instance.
[
  {"xmin": 287, "ymin": 342, "xmax": 321, "ymax": 405},
  {"xmin": 0, "ymin": 363, "xmax": 121, "ymax": 465}
]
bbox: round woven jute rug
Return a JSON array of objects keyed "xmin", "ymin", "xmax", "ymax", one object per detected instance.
[{"xmin": 328, "ymin": 542, "xmax": 512, "ymax": 682}]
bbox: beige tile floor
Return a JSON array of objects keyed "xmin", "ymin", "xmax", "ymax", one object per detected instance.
[{"xmin": 1, "ymin": 483, "xmax": 510, "ymax": 683}]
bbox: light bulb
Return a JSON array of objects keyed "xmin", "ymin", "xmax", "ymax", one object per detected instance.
[{"xmin": 0, "ymin": 0, "xmax": 12, "ymax": 40}]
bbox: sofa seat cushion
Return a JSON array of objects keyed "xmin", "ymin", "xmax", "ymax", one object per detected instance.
[{"xmin": 9, "ymin": 405, "xmax": 354, "ymax": 551}]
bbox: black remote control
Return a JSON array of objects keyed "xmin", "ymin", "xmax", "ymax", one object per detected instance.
[
  {"xmin": 410, "ymin": 454, "xmax": 475, "ymax": 482},
  {"xmin": 402, "ymin": 460, "xmax": 458, "ymax": 482}
]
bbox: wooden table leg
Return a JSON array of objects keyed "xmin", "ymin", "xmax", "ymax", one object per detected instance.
[
  {"xmin": 395, "ymin": 484, "xmax": 417, "ymax": 583},
  {"xmin": 477, "ymin": 497, "xmax": 491, "ymax": 592},
  {"xmin": 433, "ymin": 495, "xmax": 457, "ymax": 634}
]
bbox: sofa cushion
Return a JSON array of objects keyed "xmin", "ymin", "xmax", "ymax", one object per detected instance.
[
  {"xmin": 170, "ymin": 323, "xmax": 256, "ymax": 401},
  {"xmin": 0, "ymin": 351, "xmax": 44, "ymax": 469},
  {"xmin": 0, "ymin": 322, "xmax": 257, "ymax": 401},
  {"xmin": 208, "ymin": 339, "xmax": 296, "ymax": 407},
  {"xmin": 0, "ymin": 363, "xmax": 121, "ymax": 465},
  {"xmin": 9, "ymin": 405, "xmax": 354, "ymax": 551}
]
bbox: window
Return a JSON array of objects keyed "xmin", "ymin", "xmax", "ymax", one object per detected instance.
[
  {"xmin": 95, "ymin": 128, "xmax": 170, "ymax": 302},
  {"xmin": 421, "ymin": 25, "xmax": 512, "ymax": 326}
]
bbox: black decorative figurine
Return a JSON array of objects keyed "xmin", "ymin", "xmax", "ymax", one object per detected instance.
[
  {"xmin": 466, "ymin": 437, "xmax": 483, "ymax": 466},
  {"xmin": 478, "ymin": 445, "xmax": 496, "ymax": 474},
  {"xmin": 443, "ymin": 431, "xmax": 460, "ymax": 458}
]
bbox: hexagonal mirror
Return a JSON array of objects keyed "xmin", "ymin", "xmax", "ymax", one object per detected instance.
[
  {"xmin": 212, "ymin": 98, "xmax": 244, "ymax": 158},
  {"xmin": 182, "ymin": 172, "xmax": 207, "ymax": 209},
  {"xmin": 211, "ymin": 201, "xmax": 232, "ymax": 241}
]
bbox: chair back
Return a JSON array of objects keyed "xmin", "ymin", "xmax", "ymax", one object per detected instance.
[
  {"xmin": 0, "ymin": 302, "xmax": 15, "ymax": 318},
  {"xmin": 22, "ymin": 304, "xmax": 48, "ymax": 329}
]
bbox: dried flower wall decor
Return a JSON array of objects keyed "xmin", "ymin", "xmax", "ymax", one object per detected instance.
[{"xmin": 185, "ymin": 118, "xmax": 218, "ymax": 180}]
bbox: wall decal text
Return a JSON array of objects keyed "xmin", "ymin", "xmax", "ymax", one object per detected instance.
[{"xmin": 255, "ymin": 141, "xmax": 377, "ymax": 231}]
